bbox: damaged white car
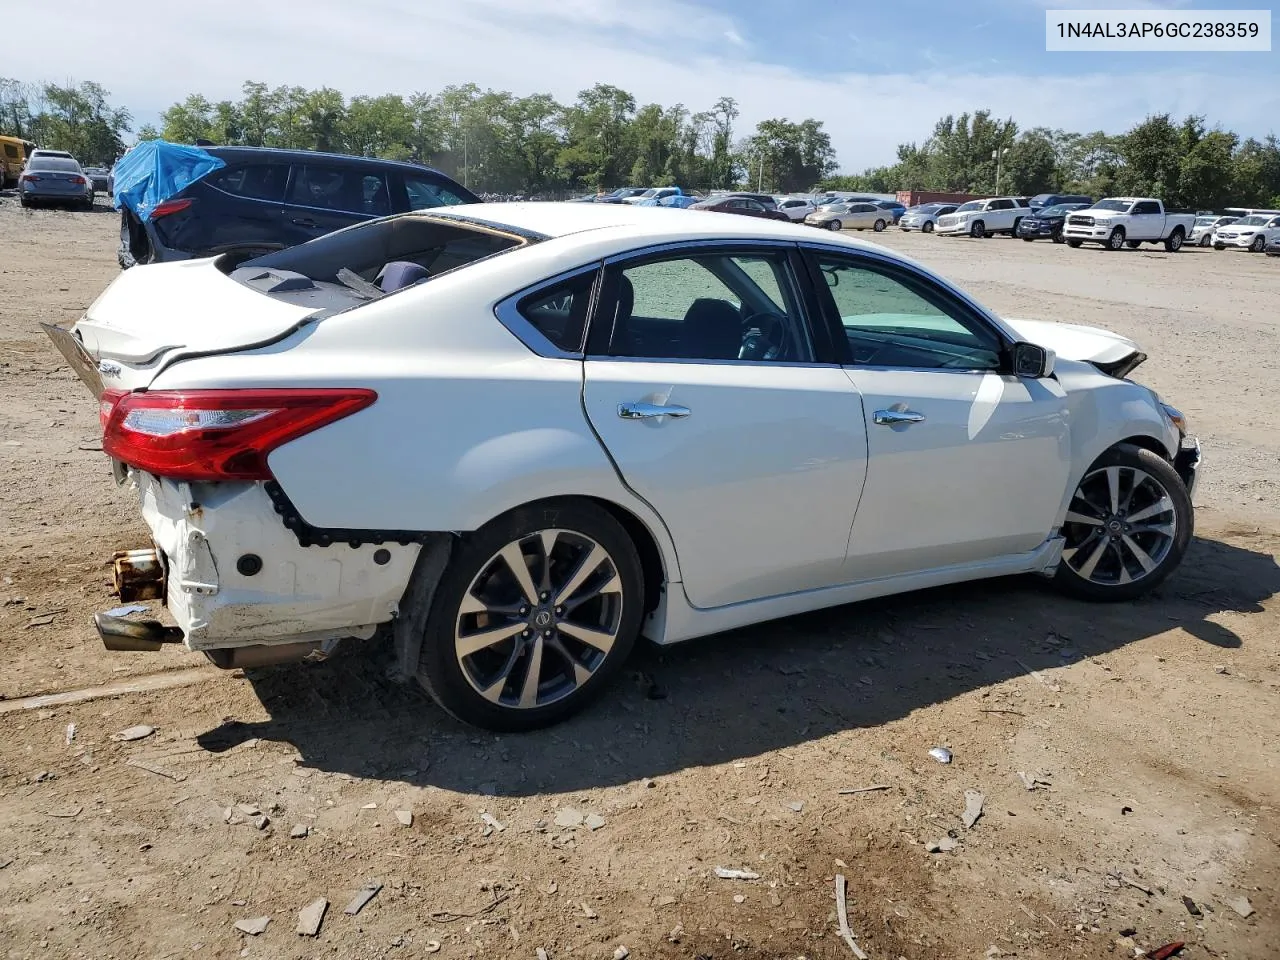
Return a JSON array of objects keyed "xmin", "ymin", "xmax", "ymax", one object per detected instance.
[{"xmin": 45, "ymin": 203, "xmax": 1202, "ymax": 730}]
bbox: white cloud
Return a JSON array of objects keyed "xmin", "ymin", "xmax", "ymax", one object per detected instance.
[{"xmin": 9, "ymin": 0, "xmax": 1277, "ymax": 173}]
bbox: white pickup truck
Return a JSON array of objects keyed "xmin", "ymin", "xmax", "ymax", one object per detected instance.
[
  {"xmin": 934, "ymin": 196, "xmax": 1030, "ymax": 238},
  {"xmin": 1063, "ymin": 198, "xmax": 1195, "ymax": 252}
]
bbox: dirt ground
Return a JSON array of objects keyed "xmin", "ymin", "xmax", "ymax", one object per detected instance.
[{"xmin": 1, "ymin": 198, "xmax": 1277, "ymax": 960}]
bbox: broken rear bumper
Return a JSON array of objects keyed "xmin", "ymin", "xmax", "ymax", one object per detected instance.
[{"xmin": 131, "ymin": 473, "xmax": 421, "ymax": 650}]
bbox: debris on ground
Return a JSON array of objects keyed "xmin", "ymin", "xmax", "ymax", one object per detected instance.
[
  {"xmin": 1147, "ymin": 943, "xmax": 1186, "ymax": 960},
  {"xmin": 1017, "ymin": 771, "xmax": 1050, "ymax": 791},
  {"xmin": 424, "ymin": 941, "xmax": 441, "ymax": 953},
  {"xmin": 344, "ymin": 880, "xmax": 383, "ymax": 916},
  {"xmin": 786, "ymin": 800, "xmax": 805, "ymax": 813},
  {"xmin": 251, "ymin": 815, "xmax": 269, "ymax": 831},
  {"xmin": 113, "ymin": 725, "xmax": 155, "ymax": 742},
  {"xmin": 536, "ymin": 949, "xmax": 549, "ymax": 960},
  {"xmin": 290, "ymin": 824, "xmax": 309, "ymax": 838},
  {"xmin": 837, "ymin": 784, "xmax": 890, "ymax": 795},
  {"xmin": 581, "ymin": 902, "xmax": 598, "ymax": 919},
  {"xmin": 361, "ymin": 802, "xmax": 377, "ymax": 810},
  {"xmin": 125, "ymin": 758, "xmax": 184, "ymax": 781},
  {"xmin": 105, "ymin": 604, "xmax": 148, "ymax": 617},
  {"xmin": 1228, "ymin": 896, "xmax": 1255, "ymax": 918},
  {"xmin": 714, "ymin": 867, "xmax": 761, "ymax": 880},
  {"xmin": 296, "ymin": 897, "xmax": 328, "ymax": 936},
  {"xmin": 47, "ymin": 806, "xmax": 82, "ymax": 819},
  {"xmin": 613, "ymin": 947, "xmax": 630, "ymax": 960},
  {"xmin": 480, "ymin": 812, "xmax": 506, "ymax": 832},
  {"xmin": 929, "ymin": 746, "xmax": 953, "ymax": 764},
  {"xmin": 584, "ymin": 813, "xmax": 606, "ymax": 831},
  {"xmin": 395, "ymin": 809, "xmax": 413, "ymax": 827},
  {"xmin": 554, "ymin": 808, "xmax": 584, "ymax": 828},
  {"xmin": 1215, "ymin": 664, "xmax": 1229, "ymax": 675},
  {"xmin": 236, "ymin": 803, "xmax": 260, "ymax": 817},
  {"xmin": 234, "ymin": 917, "xmax": 270, "ymax": 936},
  {"xmin": 834, "ymin": 873, "xmax": 870, "ymax": 959},
  {"xmin": 926, "ymin": 837, "xmax": 959, "ymax": 854},
  {"xmin": 1015, "ymin": 658, "xmax": 1061, "ymax": 693},
  {"xmin": 64, "ymin": 723, "xmax": 75, "ymax": 745},
  {"xmin": 25, "ymin": 614, "xmax": 55, "ymax": 628},
  {"xmin": 1109, "ymin": 871, "xmax": 1154, "ymax": 896},
  {"xmin": 1181, "ymin": 895, "xmax": 1202, "ymax": 917},
  {"xmin": 962, "ymin": 789, "xmax": 985, "ymax": 829}
]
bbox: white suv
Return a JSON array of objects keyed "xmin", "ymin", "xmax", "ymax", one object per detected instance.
[
  {"xmin": 1213, "ymin": 213, "xmax": 1280, "ymax": 252},
  {"xmin": 934, "ymin": 197, "xmax": 1030, "ymax": 238}
]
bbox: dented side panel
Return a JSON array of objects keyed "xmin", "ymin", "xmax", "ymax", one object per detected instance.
[{"xmin": 134, "ymin": 474, "xmax": 421, "ymax": 650}]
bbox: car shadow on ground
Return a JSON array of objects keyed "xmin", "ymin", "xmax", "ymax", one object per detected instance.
[{"xmin": 196, "ymin": 534, "xmax": 1279, "ymax": 795}]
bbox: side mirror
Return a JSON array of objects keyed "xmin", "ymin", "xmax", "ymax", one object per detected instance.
[{"xmin": 1012, "ymin": 341, "xmax": 1055, "ymax": 379}]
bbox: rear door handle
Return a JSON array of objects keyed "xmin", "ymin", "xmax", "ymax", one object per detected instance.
[
  {"xmin": 618, "ymin": 402, "xmax": 692, "ymax": 420},
  {"xmin": 291, "ymin": 218, "xmax": 317, "ymax": 227},
  {"xmin": 873, "ymin": 409, "xmax": 926, "ymax": 426}
]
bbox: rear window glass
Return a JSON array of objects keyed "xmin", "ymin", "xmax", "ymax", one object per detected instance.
[
  {"xmin": 30, "ymin": 157, "xmax": 79, "ymax": 172},
  {"xmin": 207, "ymin": 163, "xmax": 289, "ymax": 202},
  {"xmin": 3, "ymin": 144, "xmax": 18, "ymax": 159}
]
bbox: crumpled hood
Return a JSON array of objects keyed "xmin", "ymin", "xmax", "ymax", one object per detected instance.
[{"xmin": 1001, "ymin": 317, "xmax": 1143, "ymax": 367}]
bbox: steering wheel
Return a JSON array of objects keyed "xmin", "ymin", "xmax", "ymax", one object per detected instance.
[{"xmin": 738, "ymin": 310, "xmax": 789, "ymax": 361}]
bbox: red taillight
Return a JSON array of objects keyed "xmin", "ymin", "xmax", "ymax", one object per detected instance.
[
  {"xmin": 101, "ymin": 389, "xmax": 377, "ymax": 481},
  {"xmin": 21, "ymin": 174, "xmax": 39, "ymax": 182},
  {"xmin": 150, "ymin": 197, "xmax": 194, "ymax": 219}
]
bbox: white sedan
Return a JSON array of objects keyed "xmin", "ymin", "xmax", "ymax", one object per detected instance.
[{"xmin": 45, "ymin": 203, "xmax": 1201, "ymax": 730}]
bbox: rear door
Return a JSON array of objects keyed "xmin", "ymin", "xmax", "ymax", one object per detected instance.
[
  {"xmin": 280, "ymin": 163, "xmax": 391, "ymax": 244},
  {"xmin": 803, "ymin": 246, "xmax": 1071, "ymax": 580},
  {"xmin": 581, "ymin": 242, "xmax": 868, "ymax": 609},
  {"xmin": 175, "ymin": 160, "xmax": 290, "ymax": 254}
]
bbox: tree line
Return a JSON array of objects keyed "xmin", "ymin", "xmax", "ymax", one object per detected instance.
[
  {"xmin": 4, "ymin": 77, "xmax": 1278, "ymax": 210},
  {"xmin": 822, "ymin": 109, "xmax": 1280, "ymax": 211}
]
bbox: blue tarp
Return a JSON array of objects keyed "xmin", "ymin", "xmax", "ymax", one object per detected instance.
[{"xmin": 111, "ymin": 140, "xmax": 225, "ymax": 220}]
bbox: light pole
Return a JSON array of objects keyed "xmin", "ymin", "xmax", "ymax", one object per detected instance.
[{"xmin": 991, "ymin": 146, "xmax": 1011, "ymax": 195}]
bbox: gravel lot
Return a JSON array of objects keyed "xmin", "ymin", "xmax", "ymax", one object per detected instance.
[{"xmin": 1, "ymin": 199, "xmax": 1277, "ymax": 959}]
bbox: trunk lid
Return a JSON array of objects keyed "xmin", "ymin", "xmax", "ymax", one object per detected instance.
[{"xmin": 48, "ymin": 258, "xmax": 315, "ymax": 393}]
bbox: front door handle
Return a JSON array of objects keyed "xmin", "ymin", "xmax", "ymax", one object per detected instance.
[
  {"xmin": 618, "ymin": 401, "xmax": 692, "ymax": 421},
  {"xmin": 291, "ymin": 217, "xmax": 317, "ymax": 227},
  {"xmin": 873, "ymin": 409, "xmax": 926, "ymax": 426}
]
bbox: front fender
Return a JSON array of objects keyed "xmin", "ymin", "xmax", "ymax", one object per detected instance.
[{"xmin": 1053, "ymin": 360, "xmax": 1180, "ymax": 524}]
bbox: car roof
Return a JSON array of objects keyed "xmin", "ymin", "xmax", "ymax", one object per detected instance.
[
  {"xmin": 205, "ymin": 145, "xmax": 452, "ymax": 177},
  {"xmin": 428, "ymin": 200, "xmax": 886, "ymax": 246}
]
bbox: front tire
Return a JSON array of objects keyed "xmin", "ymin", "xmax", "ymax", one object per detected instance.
[
  {"xmin": 828, "ymin": 220, "xmax": 842, "ymax": 231},
  {"xmin": 1052, "ymin": 229, "xmax": 1065, "ymax": 244},
  {"xmin": 970, "ymin": 220, "xmax": 985, "ymax": 239},
  {"xmin": 922, "ymin": 220, "xmax": 933, "ymax": 233},
  {"xmin": 1066, "ymin": 238, "xmax": 1082, "ymax": 248},
  {"xmin": 1107, "ymin": 228, "xmax": 1126, "ymax": 251},
  {"xmin": 1250, "ymin": 235, "xmax": 1266, "ymax": 252},
  {"xmin": 1053, "ymin": 444, "xmax": 1193, "ymax": 602},
  {"xmin": 1199, "ymin": 234, "xmax": 1212, "ymax": 247},
  {"xmin": 415, "ymin": 499, "xmax": 644, "ymax": 731}
]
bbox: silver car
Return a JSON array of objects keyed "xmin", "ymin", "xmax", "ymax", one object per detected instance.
[
  {"xmin": 18, "ymin": 154, "xmax": 95, "ymax": 210},
  {"xmin": 1190, "ymin": 215, "xmax": 1236, "ymax": 247},
  {"xmin": 804, "ymin": 201, "xmax": 890, "ymax": 232},
  {"xmin": 898, "ymin": 203, "xmax": 958, "ymax": 233},
  {"xmin": 775, "ymin": 197, "xmax": 816, "ymax": 221}
]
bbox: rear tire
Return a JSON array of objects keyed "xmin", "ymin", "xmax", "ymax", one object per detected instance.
[
  {"xmin": 1022, "ymin": 236, "xmax": 1035, "ymax": 242},
  {"xmin": 873, "ymin": 218, "xmax": 886, "ymax": 232},
  {"xmin": 1053, "ymin": 444, "xmax": 1192, "ymax": 602},
  {"xmin": 117, "ymin": 210, "xmax": 149, "ymax": 269},
  {"xmin": 1164, "ymin": 229, "xmax": 1184, "ymax": 253},
  {"xmin": 415, "ymin": 499, "xmax": 645, "ymax": 731},
  {"xmin": 1011, "ymin": 217, "xmax": 1022, "ymax": 237},
  {"xmin": 1126, "ymin": 240, "xmax": 1142, "ymax": 249}
]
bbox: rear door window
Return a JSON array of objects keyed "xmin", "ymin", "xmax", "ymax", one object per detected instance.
[
  {"xmin": 403, "ymin": 172, "xmax": 471, "ymax": 210},
  {"xmin": 289, "ymin": 165, "xmax": 389, "ymax": 215},
  {"xmin": 206, "ymin": 163, "xmax": 289, "ymax": 202},
  {"xmin": 3, "ymin": 144, "xmax": 18, "ymax": 159}
]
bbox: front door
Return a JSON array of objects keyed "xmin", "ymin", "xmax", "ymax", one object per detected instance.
[
  {"xmin": 805, "ymin": 250, "xmax": 1072, "ymax": 581},
  {"xmin": 582, "ymin": 245, "xmax": 868, "ymax": 609},
  {"xmin": 1128, "ymin": 201, "xmax": 1163, "ymax": 240}
]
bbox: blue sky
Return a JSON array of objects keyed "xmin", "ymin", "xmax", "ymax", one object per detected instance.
[{"xmin": 10, "ymin": 0, "xmax": 1278, "ymax": 172}]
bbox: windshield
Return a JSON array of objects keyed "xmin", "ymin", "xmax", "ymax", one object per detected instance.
[
  {"xmin": 1195, "ymin": 216, "xmax": 1217, "ymax": 226},
  {"xmin": 1093, "ymin": 199, "xmax": 1130, "ymax": 212},
  {"xmin": 1040, "ymin": 204, "xmax": 1078, "ymax": 217},
  {"xmin": 954, "ymin": 201, "xmax": 983, "ymax": 213},
  {"xmin": 30, "ymin": 157, "xmax": 80, "ymax": 173},
  {"xmin": 1234, "ymin": 215, "xmax": 1268, "ymax": 226}
]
